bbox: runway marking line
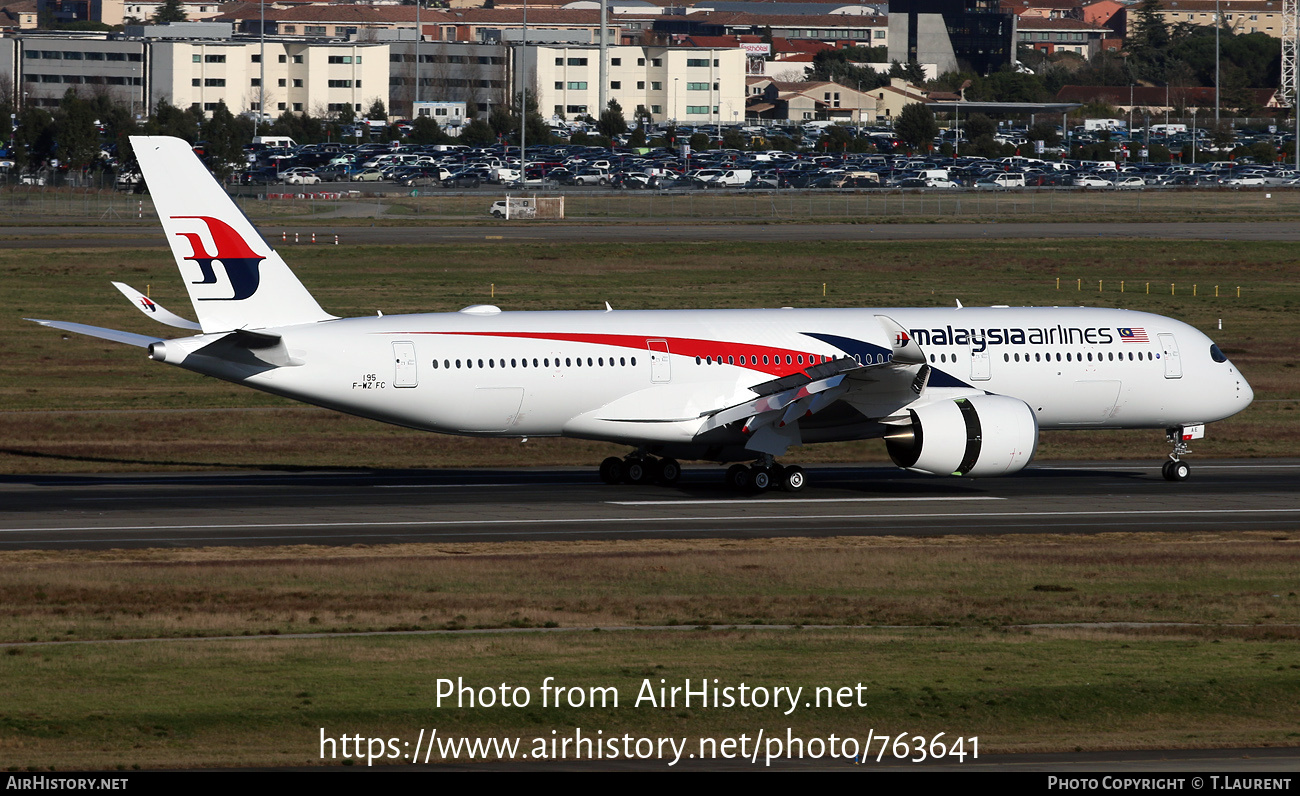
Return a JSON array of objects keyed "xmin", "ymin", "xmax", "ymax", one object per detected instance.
[
  {"xmin": 2, "ymin": 507, "xmax": 1297, "ymax": 535},
  {"xmin": 607, "ymin": 496, "xmax": 1006, "ymax": 506}
]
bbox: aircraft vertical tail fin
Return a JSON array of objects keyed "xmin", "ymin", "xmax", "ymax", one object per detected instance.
[{"xmin": 130, "ymin": 135, "xmax": 335, "ymax": 333}]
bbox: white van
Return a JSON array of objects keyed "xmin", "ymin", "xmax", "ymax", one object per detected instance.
[
  {"xmin": 983, "ymin": 173, "xmax": 1026, "ymax": 188},
  {"xmin": 252, "ymin": 136, "xmax": 297, "ymax": 149}
]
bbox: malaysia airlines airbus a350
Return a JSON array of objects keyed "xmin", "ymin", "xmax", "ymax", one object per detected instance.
[{"xmin": 29, "ymin": 136, "xmax": 1253, "ymax": 490}]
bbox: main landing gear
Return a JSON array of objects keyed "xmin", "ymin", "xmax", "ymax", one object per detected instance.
[
  {"xmin": 1161, "ymin": 427, "xmax": 1193, "ymax": 482},
  {"xmin": 599, "ymin": 455, "xmax": 681, "ymax": 486},
  {"xmin": 597, "ymin": 453, "xmax": 807, "ymax": 492},
  {"xmin": 725, "ymin": 456, "xmax": 805, "ymax": 493}
]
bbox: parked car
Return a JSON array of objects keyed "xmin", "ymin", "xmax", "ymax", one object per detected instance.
[
  {"xmin": 281, "ymin": 167, "xmax": 321, "ymax": 185},
  {"xmin": 349, "ymin": 168, "xmax": 384, "ymax": 182},
  {"xmin": 571, "ymin": 168, "xmax": 610, "ymax": 186},
  {"xmin": 1073, "ymin": 175, "xmax": 1113, "ymax": 188},
  {"xmin": 1111, "ymin": 176, "xmax": 1147, "ymax": 190},
  {"xmin": 442, "ymin": 170, "xmax": 484, "ymax": 188}
]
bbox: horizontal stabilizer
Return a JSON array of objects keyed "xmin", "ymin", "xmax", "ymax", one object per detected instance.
[
  {"xmin": 112, "ymin": 282, "xmax": 202, "ymax": 330},
  {"xmin": 26, "ymin": 318, "xmax": 163, "ymax": 349}
]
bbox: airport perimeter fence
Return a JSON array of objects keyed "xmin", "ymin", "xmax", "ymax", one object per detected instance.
[{"xmin": 7, "ymin": 184, "xmax": 1300, "ymax": 224}]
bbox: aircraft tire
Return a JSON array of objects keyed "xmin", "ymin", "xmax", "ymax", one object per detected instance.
[
  {"xmin": 726, "ymin": 464, "xmax": 750, "ymax": 491},
  {"xmin": 625, "ymin": 458, "xmax": 655, "ymax": 485},
  {"xmin": 657, "ymin": 458, "xmax": 682, "ymax": 485},
  {"xmin": 750, "ymin": 466, "xmax": 771, "ymax": 492},
  {"xmin": 781, "ymin": 465, "xmax": 806, "ymax": 492},
  {"xmin": 599, "ymin": 457, "xmax": 624, "ymax": 485},
  {"xmin": 1167, "ymin": 460, "xmax": 1190, "ymax": 481}
]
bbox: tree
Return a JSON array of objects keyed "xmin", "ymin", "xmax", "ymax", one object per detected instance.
[
  {"xmin": 151, "ymin": 0, "xmax": 187, "ymax": 23},
  {"xmin": 408, "ymin": 116, "xmax": 449, "ymax": 145},
  {"xmin": 12, "ymin": 107, "xmax": 56, "ymax": 173},
  {"xmin": 459, "ymin": 117, "xmax": 496, "ymax": 146},
  {"xmin": 1128, "ymin": 0, "xmax": 1172, "ymax": 81},
  {"xmin": 200, "ymin": 101, "xmax": 253, "ymax": 179},
  {"xmin": 365, "ymin": 99, "xmax": 388, "ymax": 122},
  {"xmin": 145, "ymin": 99, "xmax": 201, "ymax": 142},
  {"xmin": 597, "ymin": 98, "xmax": 627, "ymax": 140},
  {"xmin": 808, "ymin": 50, "xmax": 889, "ymax": 92},
  {"xmin": 964, "ymin": 113, "xmax": 996, "ymax": 141},
  {"xmin": 904, "ymin": 61, "xmax": 927, "ymax": 85},
  {"xmin": 894, "ymin": 102, "xmax": 938, "ymax": 151},
  {"xmin": 54, "ymin": 90, "xmax": 101, "ymax": 170},
  {"xmin": 488, "ymin": 105, "xmax": 514, "ymax": 138},
  {"xmin": 1027, "ymin": 121, "xmax": 1060, "ymax": 147}
]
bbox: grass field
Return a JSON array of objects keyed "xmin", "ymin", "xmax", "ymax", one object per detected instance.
[
  {"xmin": 1, "ymin": 533, "xmax": 1298, "ymax": 769},
  {"xmin": 1, "ymin": 237, "xmax": 1297, "ymax": 473}
]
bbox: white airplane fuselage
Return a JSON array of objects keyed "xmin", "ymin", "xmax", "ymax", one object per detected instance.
[{"xmin": 150, "ymin": 304, "xmax": 1251, "ymax": 459}]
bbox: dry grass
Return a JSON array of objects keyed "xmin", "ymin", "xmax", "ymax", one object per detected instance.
[{"xmin": 1, "ymin": 532, "xmax": 1296, "ymax": 644}]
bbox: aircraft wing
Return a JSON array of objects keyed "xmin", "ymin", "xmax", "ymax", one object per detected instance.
[
  {"xmin": 698, "ymin": 314, "xmax": 934, "ymax": 438},
  {"xmin": 26, "ymin": 319, "xmax": 163, "ymax": 348}
]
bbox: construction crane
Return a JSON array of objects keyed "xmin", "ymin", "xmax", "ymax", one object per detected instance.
[{"xmin": 1284, "ymin": 0, "xmax": 1298, "ymax": 163}]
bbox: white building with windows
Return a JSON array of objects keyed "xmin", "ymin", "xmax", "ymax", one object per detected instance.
[
  {"xmin": 3, "ymin": 30, "xmax": 389, "ymax": 118},
  {"xmin": 151, "ymin": 40, "xmax": 388, "ymax": 117},
  {"xmin": 518, "ymin": 43, "xmax": 746, "ymax": 125}
]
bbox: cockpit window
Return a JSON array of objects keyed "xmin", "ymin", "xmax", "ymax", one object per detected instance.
[{"xmin": 1209, "ymin": 344, "xmax": 1228, "ymax": 363}]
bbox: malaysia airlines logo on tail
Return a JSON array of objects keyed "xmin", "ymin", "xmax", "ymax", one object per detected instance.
[
  {"xmin": 170, "ymin": 215, "xmax": 265, "ymax": 301},
  {"xmin": 895, "ymin": 331, "xmax": 910, "ymax": 347},
  {"xmin": 1118, "ymin": 327, "xmax": 1149, "ymax": 343},
  {"xmin": 138, "ymin": 296, "xmax": 157, "ymax": 313}
]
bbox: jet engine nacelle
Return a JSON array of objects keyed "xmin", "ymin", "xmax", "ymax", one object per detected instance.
[{"xmin": 885, "ymin": 394, "xmax": 1038, "ymax": 477}]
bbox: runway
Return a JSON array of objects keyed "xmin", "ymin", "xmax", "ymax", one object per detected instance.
[{"xmin": 2, "ymin": 459, "xmax": 1297, "ymax": 550}]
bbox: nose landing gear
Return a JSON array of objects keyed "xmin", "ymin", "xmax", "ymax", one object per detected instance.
[{"xmin": 1161, "ymin": 425, "xmax": 1201, "ymax": 481}]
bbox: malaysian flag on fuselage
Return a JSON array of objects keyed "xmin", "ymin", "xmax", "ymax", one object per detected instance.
[{"xmin": 1118, "ymin": 327, "xmax": 1149, "ymax": 342}]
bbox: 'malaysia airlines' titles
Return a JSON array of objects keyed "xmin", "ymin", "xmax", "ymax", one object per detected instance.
[{"xmin": 909, "ymin": 325, "xmax": 1122, "ymax": 353}]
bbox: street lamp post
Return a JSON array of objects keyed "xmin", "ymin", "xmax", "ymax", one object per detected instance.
[
  {"xmin": 415, "ymin": 0, "xmax": 421, "ymax": 108},
  {"xmin": 1191, "ymin": 106, "xmax": 1198, "ymax": 163}
]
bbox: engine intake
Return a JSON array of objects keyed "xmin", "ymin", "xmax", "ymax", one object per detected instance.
[{"xmin": 885, "ymin": 394, "xmax": 1038, "ymax": 477}]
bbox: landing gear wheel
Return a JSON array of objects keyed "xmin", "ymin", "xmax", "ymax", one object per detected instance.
[
  {"xmin": 625, "ymin": 458, "xmax": 655, "ymax": 485},
  {"xmin": 599, "ymin": 457, "xmax": 624, "ymax": 485},
  {"xmin": 781, "ymin": 465, "xmax": 806, "ymax": 492},
  {"xmin": 750, "ymin": 465, "xmax": 772, "ymax": 492},
  {"xmin": 726, "ymin": 464, "xmax": 750, "ymax": 491},
  {"xmin": 1163, "ymin": 460, "xmax": 1190, "ymax": 481},
  {"xmin": 657, "ymin": 457, "xmax": 682, "ymax": 485}
]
